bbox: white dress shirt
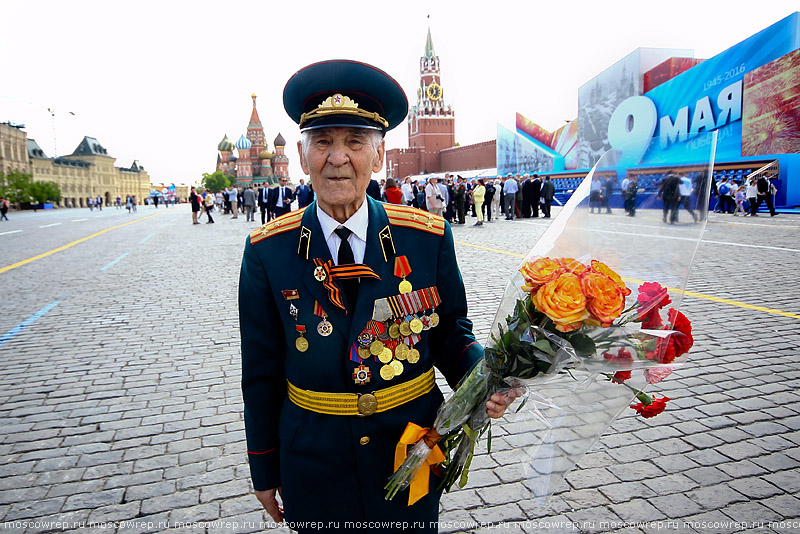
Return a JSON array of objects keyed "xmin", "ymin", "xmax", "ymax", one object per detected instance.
[{"xmin": 317, "ymin": 198, "xmax": 368, "ymax": 265}]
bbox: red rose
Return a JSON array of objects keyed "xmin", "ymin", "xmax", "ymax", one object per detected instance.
[{"xmin": 631, "ymin": 395, "xmax": 670, "ymax": 418}]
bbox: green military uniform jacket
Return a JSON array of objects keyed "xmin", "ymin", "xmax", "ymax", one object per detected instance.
[{"xmin": 239, "ymin": 196, "xmax": 483, "ymax": 533}]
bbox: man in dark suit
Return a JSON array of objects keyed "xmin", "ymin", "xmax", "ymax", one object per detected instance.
[
  {"xmin": 294, "ymin": 178, "xmax": 314, "ymax": 208},
  {"xmin": 239, "ymin": 59, "xmax": 509, "ymax": 534},
  {"xmin": 258, "ymin": 184, "xmax": 272, "ymax": 224},
  {"xmin": 540, "ymin": 176, "xmax": 555, "ymax": 218},
  {"xmin": 530, "ymin": 174, "xmax": 542, "ymax": 218},
  {"xmin": 271, "ymin": 177, "xmax": 294, "ymax": 217}
]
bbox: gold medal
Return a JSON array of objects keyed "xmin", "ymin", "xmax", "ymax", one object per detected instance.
[
  {"xmin": 398, "ymin": 279, "xmax": 413, "ymax": 294},
  {"xmin": 391, "ymin": 359, "xmax": 404, "ymax": 377},
  {"xmin": 378, "ymin": 347, "xmax": 393, "ymax": 364},
  {"xmin": 370, "ymin": 340, "xmax": 385, "ymax": 356},
  {"xmin": 380, "ymin": 364, "xmax": 395, "ymax": 381},
  {"xmin": 410, "ymin": 318, "xmax": 424, "ymax": 334},
  {"xmin": 394, "ymin": 343, "xmax": 409, "ymax": 361},
  {"xmin": 388, "ymin": 323, "xmax": 401, "ymax": 339},
  {"xmin": 295, "ymin": 326, "xmax": 308, "ymax": 352},
  {"xmin": 407, "ymin": 348, "xmax": 420, "ymax": 364},
  {"xmin": 317, "ymin": 318, "xmax": 333, "ymax": 337},
  {"xmin": 358, "ymin": 346, "xmax": 371, "ymax": 360},
  {"xmin": 430, "ymin": 312, "xmax": 440, "ymax": 327},
  {"xmin": 399, "ymin": 321, "xmax": 412, "ymax": 337}
]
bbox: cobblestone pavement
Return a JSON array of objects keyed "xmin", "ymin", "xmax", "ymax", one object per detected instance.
[{"xmin": 0, "ymin": 203, "xmax": 798, "ymax": 534}]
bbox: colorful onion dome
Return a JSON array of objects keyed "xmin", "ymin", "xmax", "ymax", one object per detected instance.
[
  {"xmin": 273, "ymin": 133, "xmax": 286, "ymax": 147},
  {"xmin": 228, "ymin": 155, "xmax": 238, "ymax": 162},
  {"xmin": 259, "ymin": 147, "xmax": 274, "ymax": 159},
  {"xmin": 235, "ymin": 135, "xmax": 252, "ymax": 150},
  {"xmin": 217, "ymin": 134, "xmax": 234, "ymax": 152}
]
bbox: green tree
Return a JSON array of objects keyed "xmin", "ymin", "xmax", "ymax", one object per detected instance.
[
  {"xmin": 201, "ymin": 171, "xmax": 230, "ymax": 193},
  {"xmin": 29, "ymin": 181, "xmax": 62, "ymax": 204},
  {"xmin": 0, "ymin": 170, "xmax": 34, "ymax": 204}
]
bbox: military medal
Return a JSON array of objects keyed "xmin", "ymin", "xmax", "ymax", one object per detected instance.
[
  {"xmin": 295, "ymin": 326, "xmax": 309, "ymax": 352},
  {"xmin": 407, "ymin": 348, "xmax": 420, "ymax": 364},
  {"xmin": 409, "ymin": 317, "xmax": 424, "ymax": 334},
  {"xmin": 353, "ymin": 365, "xmax": 371, "ymax": 386},
  {"xmin": 399, "ymin": 320, "xmax": 412, "ymax": 337},
  {"xmin": 370, "ymin": 340, "xmax": 385, "ymax": 356},
  {"xmin": 380, "ymin": 364, "xmax": 395, "ymax": 380},
  {"xmin": 390, "ymin": 359, "xmax": 404, "ymax": 376},
  {"xmin": 378, "ymin": 347, "xmax": 393, "ymax": 364},
  {"xmin": 357, "ymin": 346, "xmax": 371, "ymax": 360},
  {"xmin": 357, "ymin": 331, "xmax": 374, "ymax": 347},
  {"xmin": 394, "ymin": 256, "xmax": 413, "ymax": 294},
  {"xmin": 394, "ymin": 343, "xmax": 409, "ymax": 361},
  {"xmin": 289, "ymin": 303, "xmax": 299, "ymax": 321},
  {"xmin": 430, "ymin": 312, "xmax": 440, "ymax": 327},
  {"xmin": 388, "ymin": 323, "xmax": 401, "ymax": 339},
  {"xmin": 313, "ymin": 265, "xmax": 327, "ymax": 282},
  {"xmin": 314, "ymin": 301, "xmax": 333, "ymax": 337}
]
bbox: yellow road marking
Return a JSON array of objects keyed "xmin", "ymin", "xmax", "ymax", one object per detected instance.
[
  {"xmin": 454, "ymin": 239, "xmax": 800, "ymax": 321},
  {"xmin": 0, "ymin": 212, "xmax": 164, "ymax": 275}
]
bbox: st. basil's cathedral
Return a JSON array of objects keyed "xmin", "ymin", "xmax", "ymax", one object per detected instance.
[{"xmin": 216, "ymin": 95, "xmax": 289, "ymax": 186}]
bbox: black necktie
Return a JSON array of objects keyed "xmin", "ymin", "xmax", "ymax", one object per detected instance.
[{"xmin": 334, "ymin": 227, "xmax": 358, "ymax": 309}]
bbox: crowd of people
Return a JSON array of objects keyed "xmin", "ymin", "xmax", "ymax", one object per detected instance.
[
  {"xmin": 375, "ymin": 172, "xmax": 556, "ymax": 226},
  {"xmin": 188, "ymin": 179, "xmax": 315, "ymax": 225},
  {"xmin": 184, "ymin": 169, "xmax": 781, "ymax": 227}
]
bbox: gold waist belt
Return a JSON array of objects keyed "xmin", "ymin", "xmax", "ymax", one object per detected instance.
[{"xmin": 288, "ymin": 368, "xmax": 435, "ymax": 417}]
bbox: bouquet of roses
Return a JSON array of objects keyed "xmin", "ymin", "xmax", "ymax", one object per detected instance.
[{"xmin": 385, "ymin": 131, "xmax": 716, "ymax": 506}]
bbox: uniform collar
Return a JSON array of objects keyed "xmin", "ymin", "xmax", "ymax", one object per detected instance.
[{"xmin": 316, "ymin": 197, "xmax": 369, "ymax": 244}]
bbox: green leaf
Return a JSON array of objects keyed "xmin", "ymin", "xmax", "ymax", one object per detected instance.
[
  {"xmin": 568, "ymin": 333, "xmax": 596, "ymax": 356},
  {"xmin": 534, "ymin": 339, "xmax": 557, "ymax": 356}
]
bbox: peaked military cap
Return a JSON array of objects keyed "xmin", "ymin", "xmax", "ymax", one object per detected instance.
[{"xmin": 283, "ymin": 59, "xmax": 408, "ymax": 133}]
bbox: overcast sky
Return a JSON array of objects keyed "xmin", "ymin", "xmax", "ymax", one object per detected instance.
[{"xmin": 1, "ymin": 1, "xmax": 797, "ymax": 186}]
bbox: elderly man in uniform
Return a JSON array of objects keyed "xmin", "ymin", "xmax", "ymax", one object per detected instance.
[{"xmin": 239, "ymin": 60, "xmax": 510, "ymax": 533}]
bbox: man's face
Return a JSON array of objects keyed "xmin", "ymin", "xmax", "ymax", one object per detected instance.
[{"xmin": 298, "ymin": 127, "xmax": 384, "ymax": 211}]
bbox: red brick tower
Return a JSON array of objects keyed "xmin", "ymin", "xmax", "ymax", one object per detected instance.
[{"xmin": 408, "ymin": 27, "xmax": 455, "ymax": 173}]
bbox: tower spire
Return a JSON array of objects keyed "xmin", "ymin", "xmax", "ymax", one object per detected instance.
[
  {"xmin": 249, "ymin": 93, "xmax": 262, "ymax": 127},
  {"xmin": 425, "ymin": 24, "xmax": 435, "ymax": 58}
]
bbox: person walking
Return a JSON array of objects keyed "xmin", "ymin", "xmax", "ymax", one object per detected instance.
[
  {"xmin": 746, "ymin": 177, "xmax": 758, "ymax": 216},
  {"xmin": 454, "ymin": 176, "xmax": 466, "ymax": 224},
  {"xmin": 754, "ymin": 174, "xmax": 778, "ymax": 217},
  {"xmin": 243, "ymin": 185, "xmax": 257, "ymax": 222},
  {"xmin": 203, "ymin": 188, "xmax": 215, "ymax": 223},
  {"xmin": 679, "ymin": 175, "xmax": 697, "ymax": 222},
  {"xmin": 228, "ymin": 187, "xmax": 239, "ymax": 218},
  {"xmin": 659, "ymin": 174, "xmax": 681, "ymax": 224},
  {"xmin": 0, "ymin": 197, "xmax": 9, "ymax": 221},
  {"xmin": 472, "ymin": 178, "xmax": 486, "ymax": 226}
]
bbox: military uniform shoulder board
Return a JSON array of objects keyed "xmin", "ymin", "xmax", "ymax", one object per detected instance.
[
  {"xmin": 382, "ymin": 204, "xmax": 445, "ymax": 236},
  {"xmin": 250, "ymin": 207, "xmax": 307, "ymax": 245}
]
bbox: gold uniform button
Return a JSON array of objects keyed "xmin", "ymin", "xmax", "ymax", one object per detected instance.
[{"xmin": 359, "ymin": 436, "xmax": 370, "ymax": 446}]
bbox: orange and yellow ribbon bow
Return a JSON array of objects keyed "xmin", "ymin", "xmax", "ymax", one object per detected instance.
[{"xmin": 393, "ymin": 423, "xmax": 446, "ymax": 506}]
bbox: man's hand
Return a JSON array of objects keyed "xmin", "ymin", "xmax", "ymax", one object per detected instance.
[
  {"xmin": 255, "ymin": 487, "xmax": 284, "ymax": 523},
  {"xmin": 486, "ymin": 392, "xmax": 517, "ymax": 419}
]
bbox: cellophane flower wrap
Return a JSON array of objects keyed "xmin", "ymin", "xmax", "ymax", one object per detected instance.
[{"xmin": 386, "ymin": 132, "xmax": 717, "ymax": 506}]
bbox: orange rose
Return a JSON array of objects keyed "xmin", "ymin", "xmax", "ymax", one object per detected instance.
[
  {"xmin": 532, "ymin": 272, "xmax": 589, "ymax": 332},
  {"xmin": 520, "ymin": 257, "xmax": 565, "ymax": 293},
  {"xmin": 590, "ymin": 260, "xmax": 631, "ymax": 296},
  {"xmin": 579, "ymin": 271, "xmax": 625, "ymax": 326},
  {"xmin": 557, "ymin": 258, "xmax": 587, "ymax": 275}
]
